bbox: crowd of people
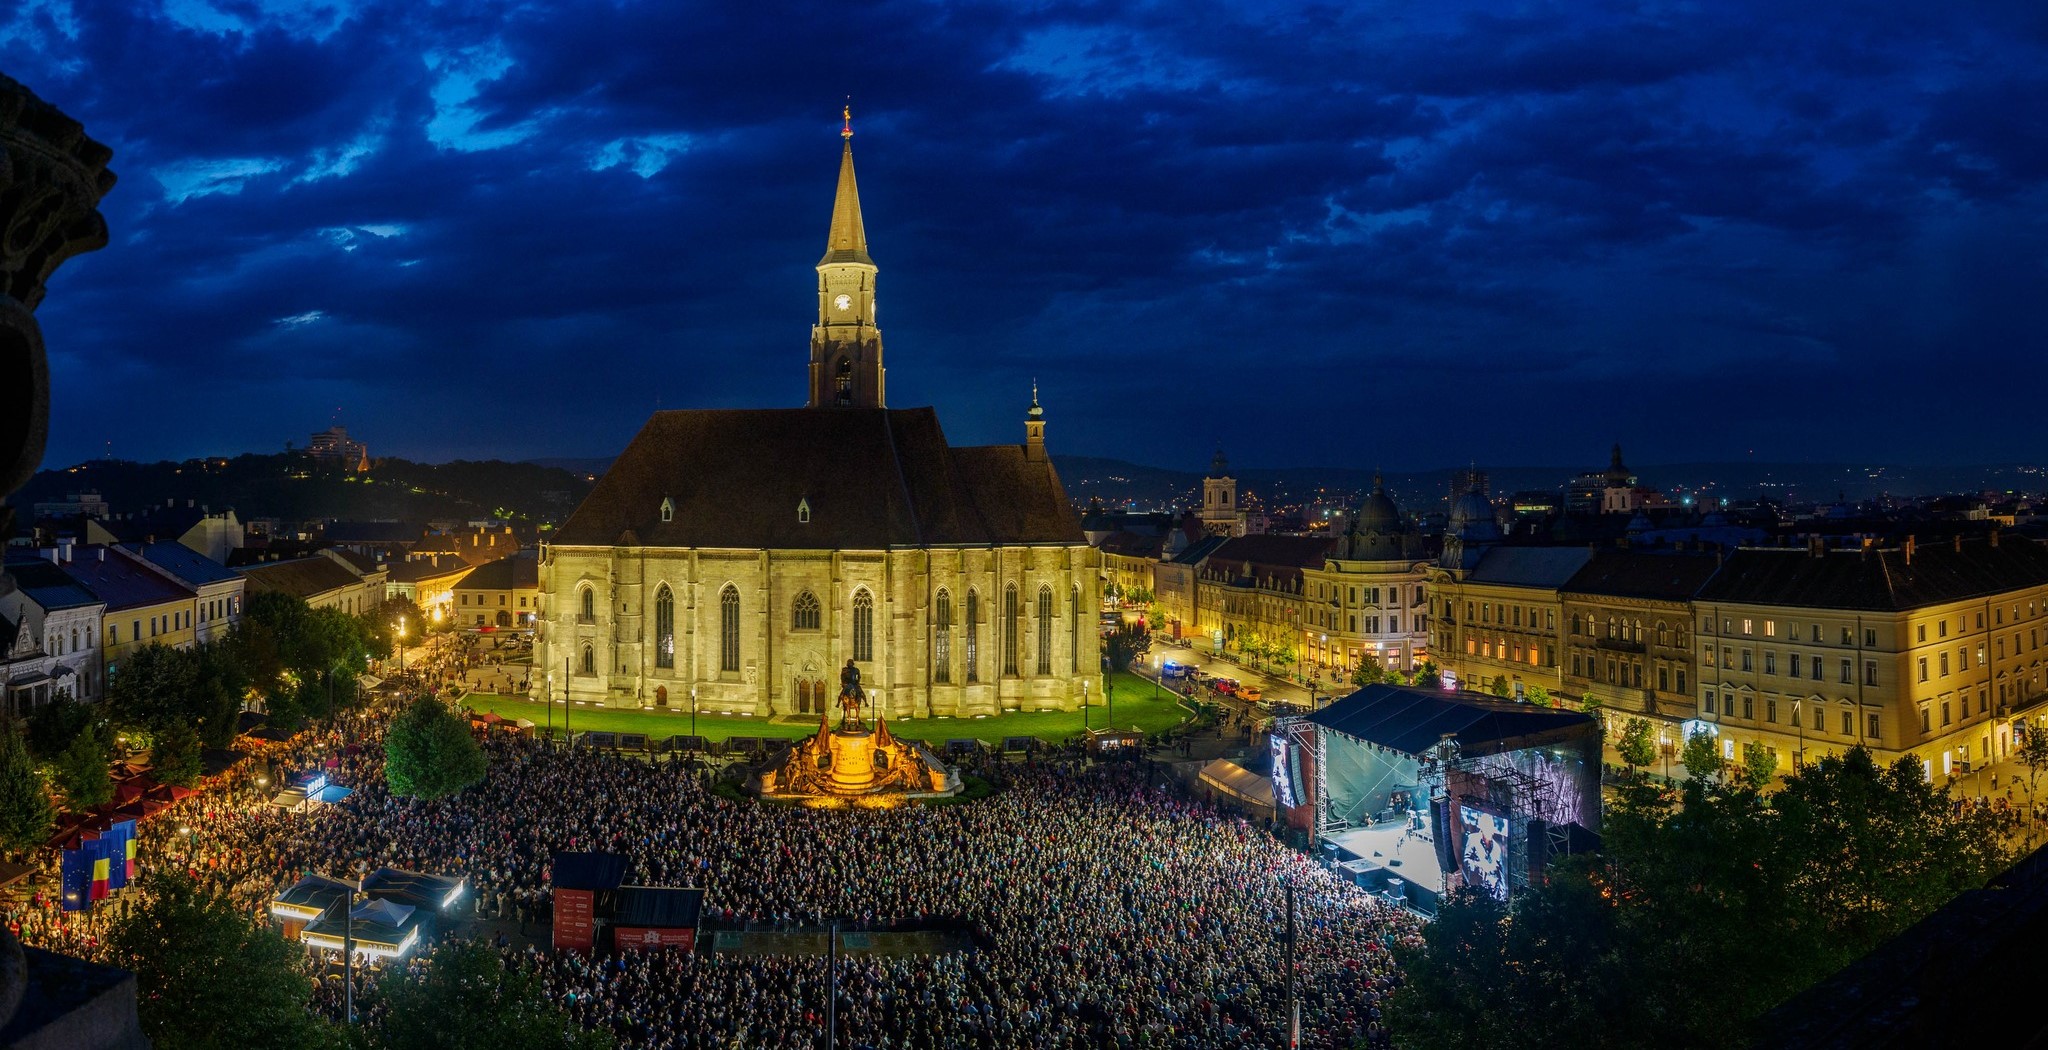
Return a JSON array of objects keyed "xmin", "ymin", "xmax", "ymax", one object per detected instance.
[{"xmin": 9, "ymin": 676, "xmax": 1421, "ymax": 1049}]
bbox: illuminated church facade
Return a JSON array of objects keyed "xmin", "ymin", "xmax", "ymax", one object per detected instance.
[{"xmin": 536, "ymin": 119, "xmax": 1100, "ymax": 720}]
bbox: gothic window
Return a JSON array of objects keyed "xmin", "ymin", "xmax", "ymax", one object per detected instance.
[
  {"xmin": 1003, "ymin": 584, "xmax": 1020, "ymax": 676},
  {"xmin": 580, "ymin": 587, "xmax": 595, "ymax": 622},
  {"xmin": 659, "ymin": 497, "xmax": 674, "ymax": 522},
  {"xmin": 793, "ymin": 591, "xmax": 822, "ymax": 631},
  {"xmin": 835, "ymin": 356, "xmax": 853, "ymax": 404},
  {"xmin": 654, "ymin": 586, "xmax": 675, "ymax": 669},
  {"xmin": 1071, "ymin": 586, "xmax": 1081, "ymax": 673},
  {"xmin": 966, "ymin": 591, "xmax": 980, "ymax": 682},
  {"xmin": 719, "ymin": 585, "xmax": 740, "ymax": 673},
  {"xmin": 797, "ymin": 498, "xmax": 811, "ymax": 524},
  {"xmin": 1037, "ymin": 585, "xmax": 1054, "ymax": 675},
  {"xmin": 935, "ymin": 590, "xmax": 952, "ymax": 684},
  {"xmin": 580, "ymin": 644, "xmax": 594, "ymax": 675},
  {"xmin": 852, "ymin": 588, "xmax": 875, "ymax": 662}
]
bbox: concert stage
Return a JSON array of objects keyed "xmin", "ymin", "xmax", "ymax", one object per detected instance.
[{"xmin": 1274, "ymin": 683, "xmax": 1603, "ymax": 911}]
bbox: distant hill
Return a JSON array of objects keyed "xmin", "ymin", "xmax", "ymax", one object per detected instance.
[
  {"xmin": 1053, "ymin": 455, "xmax": 2047, "ymax": 511},
  {"xmin": 15, "ymin": 454, "xmax": 594, "ymax": 525}
]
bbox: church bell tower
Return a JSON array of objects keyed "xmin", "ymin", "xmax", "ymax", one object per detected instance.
[{"xmin": 809, "ymin": 107, "xmax": 885, "ymax": 409}]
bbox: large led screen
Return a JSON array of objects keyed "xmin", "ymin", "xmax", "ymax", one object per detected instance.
[{"xmin": 1456, "ymin": 803, "xmax": 1511, "ymax": 901}]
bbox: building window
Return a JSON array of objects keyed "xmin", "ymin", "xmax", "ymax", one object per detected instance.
[
  {"xmin": 966, "ymin": 591, "xmax": 980, "ymax": 683},
  {"xmin": 1071, "ymin": 586, "xmax": 1081, "ymax": 673},
  {"xmin": 1676, "ymin": 670, "xmax": 1687, "ymax": 693},
  {"xmin": 1918, "ymin": 658, "xmax": 1929, "ymax": 682},
  {"xmin": 1036, "ymin": 585, "xmax": 1054, "ymax": 675},
  {"xmin": 1723, "ymin": 693, "xmax": 1735, "ymax": 716},
  {"xmin": 1812, "ymin": 706, "xmax": 1824, "ymax": 731},
  {"xmin": 581, "ymin": 644, "xmax": 594, "ymax": 675},
  {"xmin": 935, "ymin": 590, "xmax": 952, "ymax": 684},
  {"xmin": 654, "ymin": 586, "xmax": 675, "ymax": 669},
  {"xmin": 1868, "ymin": 713, "xmax": 1881, "ymax": 740},
  {"xmin": 1765, "ymin": 652, "xmax": 1776, "ymax": 675},
  {"xmin": 581, "ymin": 588, "xmax": 595, "ymax": 622},
  {"xmin": 1842, "ymin": 710, "xmax": 1853, "ymax": 735},
  {"xmin": 1767, "ymin": 698, "xmax": 1778, "ymax": 723},
  {"xmin": 1939, "ymin": 653, "xmax": 1950, "ymax": 677},
  {"xmin": 1742, "ymin": 651, "xmax": 1753, "ymax": 672},
  {"xmin": 1742, "ymin": 695, "xmax": 1754, "ymax": 720},
  {"xmin": 1920, "ymin": 706, "xmax": 1931, "ymax": 733},
  {"xmin": 1790, "ymin": 654, "xmax": 1801, "ymax": 678},
  {"xmin": 1812, "ymin": 659, "xmax": 1823, "ymax": 681},
  {"xmin": 659, "ymin": 497, "xmax": 674, "ymax": 522},
  {"xmin": 719, "ymin": 585, "xmax": 740, "ymax": 673},
  {"xmin": 852, "ymin": 588, "xmax": 874, "ymax": 663},
  {"xmin": 1941, "ymin": 700, "xmax": 1951, "ymax": 727},
  {"xmin": 793, "ymin": 591, "xmax": 822, "ymax": 631},
  {"xmin": 1003, "ymin": 585, "xmax": 1020, "ymax": 676},
  {"xmin": 1864, "ymin": 628, "xmax": 1876, "ymax": 647}
]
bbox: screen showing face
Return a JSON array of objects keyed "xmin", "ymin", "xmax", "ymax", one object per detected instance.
[
  {"xmin": 1271, "ymin": 734, "xmax": 1297, "ymax": 808},
  {"xmin": 1458, "ymin": 804, "xmax": 1511, "ymax": 901}
]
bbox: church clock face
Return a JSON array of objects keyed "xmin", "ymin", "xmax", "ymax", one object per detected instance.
[{"xmin": 834, "ymin": 294, "xmax": 851, "ymax": 311}]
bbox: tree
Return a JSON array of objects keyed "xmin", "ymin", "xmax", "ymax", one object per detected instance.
[
  {"xmin": 1413, "ymin": 660, "xmax": 1442, "ymax": 688},
  {"xmin": 104, "ymin": 870, "xmax": 339, "ymax": 1050},
  {"xmin": 1389, "ymin": 746, "xmax": 2012, "ymax": 1048},
  {"xmin": 1739, "ymin": 740, "xmax": 1779, "ymax": 790},
  {"xmin": 2017, "ymin": 728, "xmax": 2048, "ymax": 807},
  {"xmin": 384, "ymin": 697, "xmax": 487, "ymax": 800},
  {"xmin": 1617, "ymin": 717, "xmax": 1657, "ymax": 771},
  {"xmin": 105, "ymin": 643, "xmax": 199, "ymax": 731},
  {"xmin": 1579, "ymin": 691, "xmax": 1603, "ymax": 718},
  {"xmin": 1351, "ymin": 655, "xmax": 1386, "ymax": 688},
  {"xmin": 151, "ymin": 719, "xmax": 205, "ymax": 788},
  {"xmin": 26, "ymin": 694, "xmax": 93, "ymax": 759},
  {"xmin": 0, "ymin": 722, "xmax": 54, "ymax": 856},
  {"xmin": 1680, "ymin": 727, "xmax": 1721, "ymax": 783},
  {"xmin": 53, "ymin": 722, "xmax": 112, "ymax": 810},
  {"xmin": 1488, "ymin": 675, "xmax": 1511, "ymax": 698},
  {"xmin": 1525, "ymin": 685, "xmax": 1553, "ymax": 708},
  {"xmin": 380, "ymin": 939, "xmax": 613, "ymax": 1050},
  {"xmin": 1105, "ymin": 625, "xmax": 1146, "ymax": 674}
]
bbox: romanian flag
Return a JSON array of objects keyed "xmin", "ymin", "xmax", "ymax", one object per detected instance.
[{"xmin": 90, "ymin": 839, "xmax": 112, "ymax": 902}]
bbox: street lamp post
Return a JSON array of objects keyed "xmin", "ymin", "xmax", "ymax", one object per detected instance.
[
  {"xmin": 691, "ymin": 685, "xmax": 699, "ymax": 748},
  {"xmin": 396, "ymin": 617, "xmax": 406, "ymax": 676},
  {"xmin": 1080, "ymin": 678, "xmax": 1090, "ymax": 733}
]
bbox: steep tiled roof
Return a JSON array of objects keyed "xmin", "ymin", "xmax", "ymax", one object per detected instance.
[
  {"xmin": 554, "ymin": 408, "xmax": 1082, "ymax": 549},
  {"xmin": 1561, "ymin": 549, "xmax": 1723, "ymax": 602},
  {"xmin": 323, "ymin": 548, "xmax": 386, "ymax": 577},
  {"xmin": 1209, "ymin": 535, "xmax": 1338, "ymax": 572},
  {"xmin": 387, "ymin": 556, "xmax": 472, "ymax": 584},
  {"xmin": 1, "ymin": 559, "xmax": 103, "ymax": 610},
  {"xmin": 125, "ymin": 541, "xmax": 240, "ymax": 586},
  {"xmin": 236, "ymin": 556, "xmax": 363, "ymax": 600},
  {"xmin": 1698, "ymin": 536, "xmax": 2048, "ymax": 612},
  {"xmin": 1468, "ymin": 547, "xmax": 1596, "ymax": 588},
  {"xmin": 454, "ymin": 554, "xmax": 538, "ymax": 591},
  {"xmin": 58, "ymin": 546, "xmax": 194, "ymax": 612}
]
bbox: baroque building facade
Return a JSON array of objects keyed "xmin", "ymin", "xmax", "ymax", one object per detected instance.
[{"xmin": 537, "ymin": 121, "xmax": 1099, "ymax": 720}]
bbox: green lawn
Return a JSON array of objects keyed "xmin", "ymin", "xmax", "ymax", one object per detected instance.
[{"xmin": 462, "ymin": 672, "xmax": 1189, "ymax": 744}]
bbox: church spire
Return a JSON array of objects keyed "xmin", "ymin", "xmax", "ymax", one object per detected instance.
[{"xmin": 821, "ymin": 104, "xmax": 872, "ymax": 267}]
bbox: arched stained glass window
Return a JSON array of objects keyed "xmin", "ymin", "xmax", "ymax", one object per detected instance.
[
  {"xmin": 719, "ymin": 585, "xmax": 740, "ymax": 672},
  {"xmin": 654, "ymin": 585, "xmax": 675, "ymax": 668}
]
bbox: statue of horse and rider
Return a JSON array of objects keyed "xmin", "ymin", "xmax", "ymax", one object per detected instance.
[{"xmin": 837, "ymin": 658, "xmax": 867, "ymax": 731}]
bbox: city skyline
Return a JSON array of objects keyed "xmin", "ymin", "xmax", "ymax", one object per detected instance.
[{"xmin": 5, "ymin": 1, "xmax": 2046, "ymax": 469}]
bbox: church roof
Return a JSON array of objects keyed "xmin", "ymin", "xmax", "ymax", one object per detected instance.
[
  {"xmin": 820, "ymin": 139, "xmax": 872, "ymax": 267},
  {"xmin": 554, "ymin": 408, "xmax": 1082, "ymax": 550}
]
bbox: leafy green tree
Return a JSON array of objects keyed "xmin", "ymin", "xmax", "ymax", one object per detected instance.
[
  {"xmin": 151, "ymin": 720, "xmax": 205, "ymax": 788},
  {"xmin": 1579, "ymin": 691, "xmax": 1603, "ymax": 718},
  {"xmin": 1680, "ymin": 727, "xmax": 1721, "ymax": 783},
  {"xmin": 1351, "ymin": 655, "xmax": 1386, "ymax": 688},
  {"xmin": 1488, "ymin": 675, "xmax": 1511, "ymax": 698},
  {"xmin": 2017, "ymin": 729, "xmax": 2048, "ymax": 806},
  {"xmin": 1105, "ymin": 625, "xmax": 1146, "ymax": 674},
  {"xmin": 54, "ymin": 722, "xmax": 112, "ymax": 810},
  {"xmin": 104, "ymin": 870, "xmax": 340, "ymax": 1050},
  {"xmin": 106, "ymin": 643, "xmax": 198, "ymax": 730},
  {"xmin": 1739, "ymin": 740, "xmax": 1779, "ymax": 790},
  {"xmin": 379, "ymin": 939, "xmax": 613, "ymax": 1050},
  {"xmin": 1525, "ymin": 685, "xmax": 1552, "ymax": 708},
  {"xmin": 1617, "ymin": 717, "xmax": 1657, "ymax": 770},
  {"xmin": 0, "ymin": 722, "xmax": 54, "ymax": 855},
  {"xmin": 384, "ymin": 697, "xmax": 487, "ymax": 800},
  {"xmin": 1389, "ymin": 747, "xmax": 2012, "ymax": 1048},
  {"xmin": 25, "ymin": 695, "xmax": 93, "ymax": 759},
  {"xmin": 1413, "ymin": 660, "xmax": 1442, "ymax": 688}
]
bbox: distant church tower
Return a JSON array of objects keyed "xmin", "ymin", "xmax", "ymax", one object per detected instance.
[
  {"xmin": 1199, "ymin": 447, "xmax": 1241, "ymax": 537},
  {"xmin": 809, "ymin": 106, "xmax": 885, "ymax": 409}
]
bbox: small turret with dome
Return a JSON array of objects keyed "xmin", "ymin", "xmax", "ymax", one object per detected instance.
[{"xmin": 1340, "ymin": 472, "xmax": 1411, "ymax": 561}]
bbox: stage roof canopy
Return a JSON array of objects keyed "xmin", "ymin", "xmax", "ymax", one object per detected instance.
[{"xmin": 1304, "ymin": 684, "xmax": 1597, "ymax": 757}]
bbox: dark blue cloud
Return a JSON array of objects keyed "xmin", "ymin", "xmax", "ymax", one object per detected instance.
[{"xmin": 4, "ymin": 0, "xmax": 2046, "ymax": 476}]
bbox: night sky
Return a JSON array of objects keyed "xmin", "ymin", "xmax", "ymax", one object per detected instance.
[{"xmin": 6, "ymin": 1, "xmax": 2046, "ymax": 473}]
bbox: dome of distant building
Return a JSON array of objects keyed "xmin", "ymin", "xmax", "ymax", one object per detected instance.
[
  {"xmin": 1448, "ymin": 487, "xmax": 1500, "ymax": 542},
  {"xmin": 1341, "ymin": 473, "xmax": 1410, "ymax": 560}
]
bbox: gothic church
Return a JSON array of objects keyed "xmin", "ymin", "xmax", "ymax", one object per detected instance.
[{"xmin": 537, "ymin": 120, "xmax": 1100, "ymax": 720}]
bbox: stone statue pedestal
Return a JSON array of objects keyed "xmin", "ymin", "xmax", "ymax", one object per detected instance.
[{"xmin": 828, "ymin": 729, "xmax": 879, "ymax": 791}]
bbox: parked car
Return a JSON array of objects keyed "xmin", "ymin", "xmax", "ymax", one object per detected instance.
[
  {"xmin": 1211, "ymin": 678, "xmax": 1240, "ymax": 696},
  {"xmin": 1237, "ymin": 685, "xmax": 1264, "ymax": 703},
  {"xmin": 1160, "ymin": 660, "xmax": 1192, "ymax": 679}
]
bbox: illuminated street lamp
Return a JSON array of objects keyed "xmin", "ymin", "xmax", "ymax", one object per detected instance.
[{"xmin": 395, "ymin": 616, "xmax": 407, "ymax": 676}]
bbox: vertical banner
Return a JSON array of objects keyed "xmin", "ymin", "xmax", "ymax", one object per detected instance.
[
  {"xmin": 89, "ymin": 836, "xmax": 112, "ymax": 901},
  {"xmin": 60, "ymin": 844, "xmax": 92, "ymax": 912},
  {"xmin": 107, "ymin": 820, "xmax": 137, "ymax": 889}
]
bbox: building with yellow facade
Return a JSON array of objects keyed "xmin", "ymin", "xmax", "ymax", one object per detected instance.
[{"xmin": 453, "ymin": 553, "xmax": 539, "ymax": 628}]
